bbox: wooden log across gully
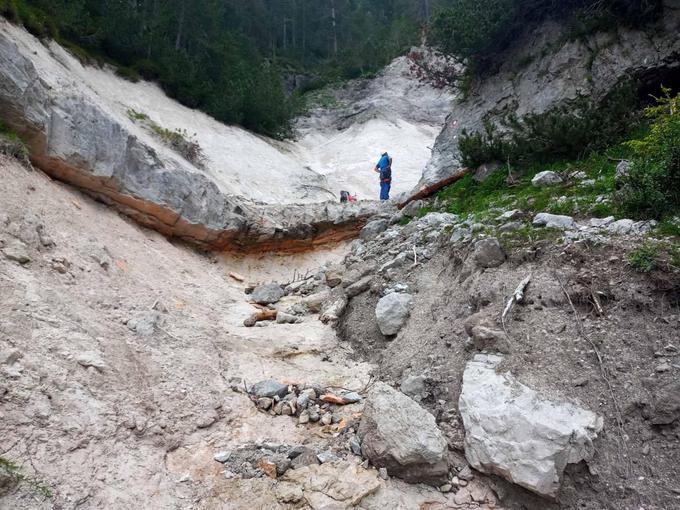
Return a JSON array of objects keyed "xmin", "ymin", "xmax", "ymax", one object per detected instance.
[{"xmin": 397, "ymin": 167, "xmax": 469, "ymax": 209}]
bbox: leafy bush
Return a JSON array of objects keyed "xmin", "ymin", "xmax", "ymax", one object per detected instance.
[
  {"xmin": 617, "ymin": 89, "xmax": 680, "ymax": 220},
  {"xmin": 459, "ymin": 81, "xmax": 638, "ymax": 168}
]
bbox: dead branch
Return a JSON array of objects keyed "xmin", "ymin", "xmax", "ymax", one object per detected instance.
[{"xmin": 501, "ymin": 274, "xmax": 531, "ymax": 329}]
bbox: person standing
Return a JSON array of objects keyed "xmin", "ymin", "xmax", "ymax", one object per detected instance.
[{"xmin": 374, "ymin": 151, "xmax": 393, "ymax": 201}]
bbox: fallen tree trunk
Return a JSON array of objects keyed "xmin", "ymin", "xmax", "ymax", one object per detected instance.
[{"xmin": 398, "ymin": 167, "xmax": 469, "ymax": 209}]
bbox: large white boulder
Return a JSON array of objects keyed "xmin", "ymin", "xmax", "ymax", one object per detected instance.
[
  {"xmin": 358, "ymin": 382, "xmax": 448, "ymax": 484},
  {"xmin": 532, "ymin": 212, "xmax": 575, "ymax": 230},
  {"xmin": 531, "ymin": 171, "xmax": 563, "ymax": 187},
  {"xmin": 375, "ymin": 293, "xmax": 413, "ymax": 336},
  {"xmin": 459, "ymin": 354, "xmax": 603, "ymax": 498}
]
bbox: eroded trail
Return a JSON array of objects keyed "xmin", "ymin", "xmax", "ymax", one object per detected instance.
[{"xmin": 0, "ymin": 157, "xmax": 498, "ymax": 509}]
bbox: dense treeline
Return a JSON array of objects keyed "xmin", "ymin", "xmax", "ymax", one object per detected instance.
[{"xmin": 0, "ymin": 0, "xmax": 454, "ymax": 137}]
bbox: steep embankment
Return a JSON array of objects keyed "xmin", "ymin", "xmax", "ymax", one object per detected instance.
[
  {"xmin": 0, "ymin": 20, "xmax": 453, "ymax": 252},
  {"xmin": 406, "ymin": 3, "xmax": 680, "ymax": 203}
]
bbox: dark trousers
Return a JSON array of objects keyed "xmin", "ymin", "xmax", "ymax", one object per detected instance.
[{"xmin": 380, "ymin": 182, "xmax": 391, "ymax": 200}]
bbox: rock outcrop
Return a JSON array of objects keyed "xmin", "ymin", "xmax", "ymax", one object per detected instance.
[
  {"xmin": 0, "ymin": 21, "xmax": 389, "ymax": 253},
  {"xmin": 407, "ymin": 7, "xmax": 680, "ymax": 202},
  {"xmin": 358, "ymin": 382, "xmax": 448, "ymax": 484},
  {"xmin": 459, "ymin": 354, "xmax": 603, "ymax": 498}
]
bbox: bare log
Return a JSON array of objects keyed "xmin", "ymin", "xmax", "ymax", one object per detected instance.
[
  {"xmin": 244, "ymin": 308, "xmax": 278, "ymax": 327},
  {"xmin": 398, "ymin": 167, "xmax": 469, "ymax": 209},
  {"xmin": 502, "ymin": 274, "xmax": 531, "ymax": 322}
]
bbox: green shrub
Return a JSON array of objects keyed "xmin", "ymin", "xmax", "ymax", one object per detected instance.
[
  {"xmin": 459, "ymin": 81, "xmax": 638, "ymax": 168},
  {"xmin": 628, "ymin": 242, "xmax": 659, "ymax": 272},
  {"xmin": 617, "ymin": 89, "xmax": 680, "ymax": 220}
]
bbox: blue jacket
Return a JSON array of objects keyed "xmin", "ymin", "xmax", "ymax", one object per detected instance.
[{"xmin": 377, "ymin": 153, "xmax": 392, "ymax": 182}]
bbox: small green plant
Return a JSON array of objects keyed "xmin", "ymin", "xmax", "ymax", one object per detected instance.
[
  {"xmin": 629, "ymin": 242, "xmax": 659, "ymax": 272},
  {"xmin": 127, "ymin": 111, "xmax": 206, "ymax": 168},
  {"xmin": 0, "ymin": 120, "xmax": 31, "ymax": 167},
  {"xmin": 0, "ymin": 456, "xmax": 52, "ymax": 499}
]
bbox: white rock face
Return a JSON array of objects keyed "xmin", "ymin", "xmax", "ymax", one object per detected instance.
[
  {"xmin": 459, "ymin": 354, "xmax": 603, "ymax": 498},
  {"xmin": 375, "ymin": 293, "xmax": 413, "ymax": 336}
]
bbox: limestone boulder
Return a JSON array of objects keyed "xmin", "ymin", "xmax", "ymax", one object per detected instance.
[
  {"xmin": 459, "ymin": 354, "xmax": 603, "ymax": 498},
  {"xmin": 250, "ymin": 283, "xmax": 284, "ymax": 305},
  {"xmin": 472, "ymin": 238, "xmax": 505, "ymax": 268},
  {"xmin": 532, "ymin": 213, "xmax": 575, "ymax": 230},
  {"xmin": 375, "ymin": 293, "xmax": 413, "ymax": 336},
  {"xmin": 358, "ymin": 382, "xmax": 448, "ymax": 484},
  {"xmin": 531, "ymin": 171, "xmax": 563, "ymax": 187}
]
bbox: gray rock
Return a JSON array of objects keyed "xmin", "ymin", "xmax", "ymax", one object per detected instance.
[
  {"xmin": 607, "ymin": 218, "xmax": 635, "ymax": 235},
  {"xmin": 459, "ymin": 354, "xmax": 603, "ymax": 497},
  {"xmin": 650, "ymin": 381, "xmax": 680, "ymax": 425},
  {"xmin": 589, "ymin": 216, "xmax": 615, "ymax": 228},
  {"xmin": 378, "ymin": 467, "xmax": 389, "ymax": 480},
  {"xmin": 360, "ymin": 219, "xmax": 390, "ymax": 240},
  {"xmin": 496, "ymin": 209, "xmax": 524, "ymax": 221},
  {"xmin": 251, "ymin": 283, "xmax": 284, "ymax": 305},
  {"xmin": 324, "ymin": 265, "xmax": 344, "ymax": 288},
  {"xmin": 418, "ymin": 212, "xmax": 458, "ymax": 229},
  {"xmin": 473, "ymin": 162, "xmax": 501, "ymax": 183},
  {"xmin": 358, "ymin": 382, "xmax": 448, "ymax": 484},
  {"xmin": 450, "ymin": 227, "xmax": 471, "ymax": 243},
  {"xmin": 531, "ymin": 171, "xmax": 563, "ymax": 187},
  {"xmin": 499, "ymin": 221, "xmax": 523, "ymax": 232},
  {"xmin": 345, "ymin": 276, "xmax": 372, "ymax": 298},
  {"xmin": 375, "ymin": 293, "xmax": 413, "ymax": 336},
  {"xmin": 472, "ymin": 238, "xmax": 505, "ymax": 268},
  {"xmin": 298, "ymin": 411, "xmax": 310, "ymax": 424},
  {"xmin": 2, "ymin": 239, "xmax": 30, "ymax": 264},
  {"xmin": 615, "ymin": 160, "xmax": 632, "ymax": 181},
  {"xmin": 296, "ymin": 393, "xmax": 310, "ymax": 410},
  {"xmin": 341, "ymin": 392, "xmax": 362, "ymax": 404},
  {"xmin": 126, "ymin": 312, "xmax": 162, "ymax": 336},
  {"xmin": 214, "ymin": 451, "xmax": 231, "ymax": 463},
  {"xmin": 532, "ymin": 212, "xmax": 575, "ymax": 230},
  {"xmin": 76, "ymin": 352, "xmax": 106, "ymax": 370},
  {"xmin": 379, "ymin": 252, "xmax": 408, "ymax": 273},
  {"xmin": 276, "ymin": 311, "xmax": 302, "ymax": 324},
  {"xmin": 400, "ymin": 375, "xmax": 427, "ymax": 399},
  {"xmin": 250, "ymin": 379, "xmax": 289, "ymax": 399},
  {"xmin": 401, "ymin": 200, "xmax": 423, "ymax": 218},
  {"xmin": 290, "ymin": 447, "xmax": 319, "ymax": 469},
  {"xmin": 257, "ymin": 397, "xmax": 273, "ymax": 410},
  {"xmin": 458, "ymin": 465, "xmax": 474, "ymax": 481},
  {"xmin": 316, "ymin": 450, "xmax": 338, "ymax": 464},
  {"xmin": 349, "ymin": 436, "xmax": 362, "ymax": 456}
]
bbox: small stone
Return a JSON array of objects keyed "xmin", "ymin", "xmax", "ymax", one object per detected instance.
[
  {"xmin": 257, "ymin": 459, "xmax": 277, "ymax": 479},
  {"xmin": 642, "ymin": 443, "xmax": 650, "ymax": 455},
  {"xmin": 76, "ymin": 352, "xmax": 106, "ymax": 371},
  {"xmin": 472, "ymin": 238, "xmax": 506, "ymax": 268},
  {"xmin": 378, "ymin": 467, "xmax": 389, "ymax": 480},
  {"xmin": 375, "ymin": 292, "xmax": 413, "ymax": 336},
  {"xmin": 309, "ymin": 411, "xmax": 320, "ymax": 422},
  {"xmin": 276, "ymin": 311, "xmax": 302, "ymax": 324},
  {"xmin": 298, "ymin": 411, "xmax": 310, "ymax": 424},
  {"xmin": 250, "ymin": 379, "xmax": 289, "ymax": 399},
  {"xmin": 458, "ymin": 465, "xmax": 474, "ymax": 481},
  {"xmin": 349, "ymin": 436, "xmax": 362, "ymax": 456},
  {"xmin": 316, "ymin": 450, "xmax": 338, "ymax": 464},
  {"xmin": 2, "ymin": 239, "xmax": 30, "ymax": 264},
  {"xmin": 321, "ymin": 413, "xmax": 332, "ymax": 426},
  {"xmin": 573, "ymin": 377, "xmax": 589, "ymax": 387},
  {"xmin": 296, "ymin": 393, "xmax": 310, "ymax": 410},
  {"xmin": 257, "ymin": 397, "xmax": 273, "ymax": 410},
  {"xmin": 655, "ymin": 362, "xmax": 671, "ymax": 373},
  {"xmin": 214, "ymin": 451, "xmax": 231, "ymax": 463},
  {"xmin": 290, "ymin": 448, "xmax": 319, "ymax": 469},
  {"xmin": 341, "ymin": 391, "xmax": 362, "ymax": 403},
  {"xmin": 439, "ymin": 484, "xmax": 452, "ymax": 493}
]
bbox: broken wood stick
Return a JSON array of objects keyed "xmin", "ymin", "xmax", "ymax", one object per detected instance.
[
  {"xmin": 243, "ymin": 308, "xmax": 277, "ymax": 327},
  {"xmin": 502, "ymin": 274, "xmax": 531, "ymax": 323}
]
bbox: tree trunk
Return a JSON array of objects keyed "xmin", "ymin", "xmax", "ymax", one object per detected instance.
[
  {"xmin": 174, "ymin": 1, "xmax": 186, "ymax": 50},
  {"xmin": 330, "ymin": 0, "xmax": 338, "ymax": 58}
]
